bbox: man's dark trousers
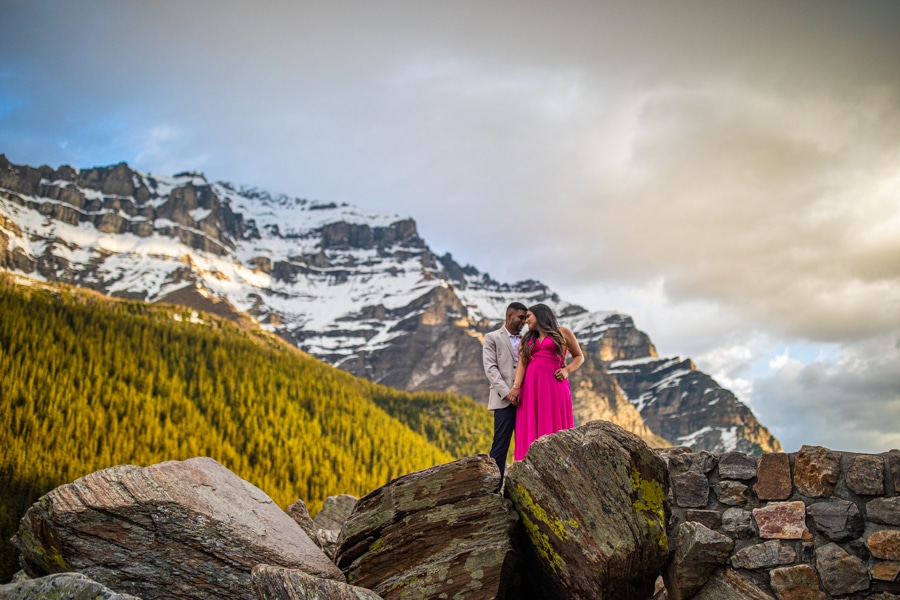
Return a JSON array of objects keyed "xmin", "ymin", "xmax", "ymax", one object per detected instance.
[{"xmin": 489, "ymin": 404, "xmax": 517, "ymax": 483}]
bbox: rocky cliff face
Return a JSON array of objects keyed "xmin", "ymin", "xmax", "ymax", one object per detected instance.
[{"xmin": 0, "ymin": 154, "xmax": 780, "ymax": 453}]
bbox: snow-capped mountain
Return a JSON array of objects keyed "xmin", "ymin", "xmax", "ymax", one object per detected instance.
[{"xmin": 0, "ymin": 155, "xmax": 781, "ymax": 453}]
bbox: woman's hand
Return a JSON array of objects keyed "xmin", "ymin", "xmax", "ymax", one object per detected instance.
[
  {"xmin": 507, "ymin": 386, "xmax": 521, "ymax": 406},
  {"xmin": 554, "ymin": 368, "xmax": 569, "ymax": 381}
]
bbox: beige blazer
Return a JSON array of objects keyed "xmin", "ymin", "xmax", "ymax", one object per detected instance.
[{"xmin": 483, "ymin": 326, "xmax": 519, "ymax": 410}]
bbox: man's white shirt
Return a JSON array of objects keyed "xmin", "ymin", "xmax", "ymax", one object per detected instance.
[{"xmin": 504, "ymin": 326, "xmax": 522, "ymax": 366}]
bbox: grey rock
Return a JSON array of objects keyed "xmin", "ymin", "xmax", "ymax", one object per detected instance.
[
  {"xmin": 718, "ymin": 453, "xmax": 759, "ymax": 481},
  {"xmin": 0, "ymin": 573, "xmax": 141, "ymax": 600},
  {"xmin": 287, "ymin": 499, "xmax": 319, "ymax": 543},
  {"xmin": 11, "ymin": 457, "xmax": 341, "ymax": 600},
  {"xmin": 888, "ymin": 450, "xmax": 900, "ymax": 494},
  {"xmin": 672, "ymin": 471, "xmax": 710, "ymax": 508},
  {"xmin": 314, "ymin": 494, "xmax": 358, "ymax": 532},
  {"xmin": 8, "ymin": 572, "xmax": 30, "ymax": 584},
  {"xmin": 336, "ymin": 454, "xmax": 517, "ymax": 600},
  {"xmin": 806, "ymin": 499, "xmax": 864, "ymax": 542},
  {"xmin": 721, "ymin": 508, "xmax": 757, "ymax": 539},
  {"xmin": 506, "ymin": 420, "xmax": 670, "ymax": 600},
  {"xmin": 714, "ymin": 480, "xmax": 748, "ymax": 506},
  {"xmin": 685, "ymin": 509, "xmax": 721, "ymax": 531},
  {"xmin": 252, "ymin": 564, "xmax": 383, "ymax": 600},
  {"xmin": 692, "ymin": 567, "xmax": 776, "ymax": 600},
  {"xmin": 691, "ymin": 451, "xmax": 719, "ymax": 474},
  {"xmin": 814, "ymin": 542, "xmax": 870, "ymax": 596},
  {"xmin": 658, "ymin": 448, "xmax": 693, "ymax": 473},
  {"xmin": 846, "ymin": 454, "xmax": 885, "ymax": 496},
  {"xmin": 868, "ymin": 496, "xmax": 900, "ymax": 526},
  {"xmin": 316, "ymin": 529, "xmax": 341, "ymax": 562},
  {"xmin": 730, "ymin": 540, "xmax": 795, "ymax": 570},
  {"xmin": 665, "ymin": 521, "xmax": 734, "ymax": 600}
]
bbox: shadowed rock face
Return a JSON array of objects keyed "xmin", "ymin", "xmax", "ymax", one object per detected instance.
[
  {"xmin": 505, "ymin": 420, "xmax": 670, "ymax": 600},
  {"xmin": 335, "ymin": 455, "xmax": 518, "ymax": 600},
  {"xmin": 12, "ymin": 457, "xmax": 342, "ymax": 600}
]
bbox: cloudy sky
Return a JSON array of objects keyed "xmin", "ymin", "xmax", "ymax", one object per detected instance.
[{"xmin": 3, "ymin": 1, "xmax": 899, "ymax": 453}]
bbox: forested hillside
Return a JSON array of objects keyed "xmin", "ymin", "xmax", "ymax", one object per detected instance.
[{"xmin": 0, "ymin": 274, "xmax": 493, "ymax": 581}]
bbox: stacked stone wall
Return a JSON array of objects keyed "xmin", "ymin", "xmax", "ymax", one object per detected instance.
[{"xmin": 661, "ymin": 445, "xmax": 900, "ymax": 599}]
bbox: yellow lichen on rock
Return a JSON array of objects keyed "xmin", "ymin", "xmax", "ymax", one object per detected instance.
[
  {"xmin": 629, "ymin": 467, "xmax": 668, "ymax": 551},
  {"xmin": 511, "ymin": 484, "xmax": 578, "ymax": 541},
  {"xmin": 520, "ymin": 512, "xmax": 566, "ymax": 573}
]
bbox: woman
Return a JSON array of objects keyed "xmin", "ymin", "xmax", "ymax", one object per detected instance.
[{"xmin": 508, "ymin": 303, "xmax": 584, "ymax": 460}]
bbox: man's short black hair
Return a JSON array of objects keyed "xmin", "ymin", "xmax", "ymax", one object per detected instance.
[{"xmin": 506, "ymin": 302, "xmax": 528, "ymax": 314}]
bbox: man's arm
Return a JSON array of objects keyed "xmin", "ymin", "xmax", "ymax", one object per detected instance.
[{"xmin": 483, "ymin": 333, "xmax": 510, "ymax": 399}]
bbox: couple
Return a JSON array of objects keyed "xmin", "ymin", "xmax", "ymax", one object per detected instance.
[{"xmin": 483, "ymin": 302, "xmax": 584, "ymax": 481}]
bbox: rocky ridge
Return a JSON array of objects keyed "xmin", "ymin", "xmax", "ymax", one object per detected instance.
[
  {"xmin": 0, "ymin": 154, "xmax": 779, "ymax": 453},
  {"xmin": 6, "ymin": 430, "xmax": 898, "ymax": 599}
]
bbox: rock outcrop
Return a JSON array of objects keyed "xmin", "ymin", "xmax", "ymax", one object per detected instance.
[
  {"xmin": 505, "ymin": 420, "xmax": 670, "ymax": 600},
  {"xmin": 335, "ymin": 455, "xmax": 518, "ymax": 600},
  {"xmin": 11, "ymin": 457, "xmax": 342, "ymax": 599},
  {"xmin": 252, "ymin": 564, "xmax": 383, "ymax": 600},
  {"xmin": 0, "ymin": 573, "xmax": 141, "ymax": 600},
  {"xmin": 6, "ymin": 438, "xmax": 900, "ymax": 599}
]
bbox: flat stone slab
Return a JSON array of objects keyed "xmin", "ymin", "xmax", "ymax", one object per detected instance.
[{"xmin": 753, "ymin": 502, "xmax": 810, "ymax": 540}]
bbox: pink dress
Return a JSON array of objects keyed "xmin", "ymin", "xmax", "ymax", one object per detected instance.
[{"xmin": 514, "ymin": 336, "xmax": 574, "ymax": 461}]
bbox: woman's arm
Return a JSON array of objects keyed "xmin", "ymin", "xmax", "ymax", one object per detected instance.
[
  {"xmin": 508, "ymin": 347, "xmax": 527, "ymax": 405},
  {"xmin": 555, "ymin": 326, "xmax": 585, "ymax": 381}
]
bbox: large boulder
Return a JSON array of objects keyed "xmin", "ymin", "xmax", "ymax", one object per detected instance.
[
  {"xmin": 505, "ymin": 420, "xmax": 670, "ymax": 600},
  {"xmin": 11, "ymin": 457, "xmax": 342, "ymax": 599},
  {"xmin": 0, "ymin": 573, "xmax": 141, "ymax": 600},
  {"xmin": 335, "ymin": 454, "xmax": 518, "ymax": 600},
  {"xmin": 252, "ymin": 564, "xmax": 383, "ymax": 600}
]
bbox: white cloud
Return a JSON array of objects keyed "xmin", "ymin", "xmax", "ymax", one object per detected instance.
[
  {"xmin": 752, "ymin": 334, "xmax": 900, "ymax": 452},
  {"xmin": 3, "ymin": 0, "xmax": 900, "ymax": 453}
]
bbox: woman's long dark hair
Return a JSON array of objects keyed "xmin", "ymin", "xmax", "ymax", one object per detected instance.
[{"xmin": 521, "ymin": 303, "xmax": 565, "ymax": 364}]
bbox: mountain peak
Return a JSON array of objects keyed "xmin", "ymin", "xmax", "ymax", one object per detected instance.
[{"xmin": 0, "ymin": 155, "xmax": 781, "ymax": 454}]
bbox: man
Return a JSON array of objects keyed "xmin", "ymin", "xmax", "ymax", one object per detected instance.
[{"xmin": 482, "ymin": 301, "xmax": 528, "ymax": 486}]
